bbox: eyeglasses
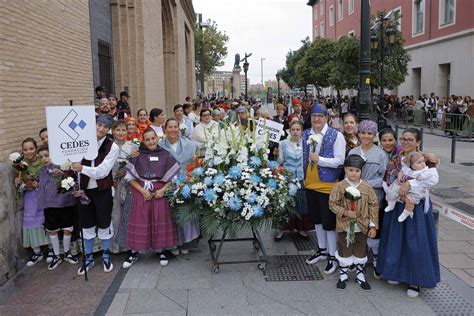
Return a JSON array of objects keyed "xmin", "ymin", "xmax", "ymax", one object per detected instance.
[{"xmin": 399, "ymin": 137, "xmax": 416, "ymax": 143}]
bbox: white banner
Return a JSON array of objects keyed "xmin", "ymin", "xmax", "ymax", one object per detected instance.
[
  {"xmin": 432, "ymin": 197, "xmax": 474, "ymax": 230},
  {"xmin": 256, "ymin": 118, "xmax": 284, "ymax": 143},
  {"xmin": 46, "ymin": 106, "xmax": 98, "ymax": 164}
]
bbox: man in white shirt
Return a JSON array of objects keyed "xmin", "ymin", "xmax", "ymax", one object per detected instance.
[{"xmin": 71, "ymin": 114, "xmax": 119, "ymax": 275}]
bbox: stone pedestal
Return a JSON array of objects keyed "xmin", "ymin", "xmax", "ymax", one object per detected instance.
[{"xmin": 232, "ymin": 67, "xmax": 242, "ymax": 98}]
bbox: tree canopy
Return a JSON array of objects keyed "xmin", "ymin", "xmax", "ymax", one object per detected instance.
[{"xmin": 195, "ymin": 19, "xmax": 229, "ymax": 78}]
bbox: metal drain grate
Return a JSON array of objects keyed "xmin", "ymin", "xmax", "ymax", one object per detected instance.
[
  {"xmin": 431, "ymin": 187, "xmax": 473, "ymax": 199},
  {"xmin": 421, "ymin": 282, "xmax": 474, "ymax": 316},
  {"xmin": 290, "ymin": 231, "xmax": 317, "ymax": 251},
  {"xmin": 449, "ymin": 202, "xmax": 474, "ymax": 216},
  {"xmin": 262, "ymin": 255, "xmax": 324, "ymax": 282}
]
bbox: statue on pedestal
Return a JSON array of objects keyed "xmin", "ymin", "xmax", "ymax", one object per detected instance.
[{"xmin": 233, "ymin": 53, "xmax": 241, "ymax": 70}]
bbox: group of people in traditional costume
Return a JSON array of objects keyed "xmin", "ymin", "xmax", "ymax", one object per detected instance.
[{"xmin": 12, "ymin": 95, "xmax": 440, "ymax": 299}]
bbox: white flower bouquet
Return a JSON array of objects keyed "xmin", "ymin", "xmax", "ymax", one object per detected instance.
[
  {"xmin": 9, "ymin": 152, "xmax": 29, "ymax": 172},
  {"xmin": 306, "ymin": 134, "xmax": 323, "ymax": 171},
  {"xmin": 60, "ymin": 176, "xmax": 75, "ymax": 193},
  {"xmin": 167, "ymin": 120, "xmax": 299, "ymax": 236},
  {"xmin": 344, "ymin": 186, "xmax": 361, "ymax": 247}
]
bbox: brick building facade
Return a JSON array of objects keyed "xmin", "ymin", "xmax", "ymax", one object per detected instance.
[{"xmin": 307, "ymin": 0, "xmax": 474, "ymax": 98}]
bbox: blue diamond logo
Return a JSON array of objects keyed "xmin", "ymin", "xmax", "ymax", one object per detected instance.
[
  {"xmin": 78, "ymin": 120, "xmax": 86, "ymax": 129},
  {"xmin": 69, "ymin": 121, "xmax": 77, "ymax": 129}
]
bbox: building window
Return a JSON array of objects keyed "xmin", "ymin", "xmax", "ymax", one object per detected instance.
[
  {"xmin": 320, "ymin": 0, "xmax": 324, "ymax": 16},
  {"xmin": 329, "ymin": 5, "xmax": 335, "ymax": 26},
  {"xmin": 348, "ymin": 0, "xmax": 354, "ymax": 14},
  {"xmin": 314, "ymin": 4, "xmax": 318, "ymax": 20},
  {"xmin": 348, "ymin": 30, "xmax": 355, "ymax": 37},
  {"xmin": 338, "ymin": 0, "xmax": 343, "ymax": 20},
  {"xmin": 98, "ymin": 40, "xmax": 113, "ymax": 94},
  {"xmin": 412, "ymin": 0, "xmax": 425, "ymax": 35},
  {"xmin": 440, "ymin": 0, "xmax": 455, "ymax": 26},
  {"xmin": 393, "ymin": 7, "xmax": 401, "ymax": 31},
  {"xmin": 320, "ymin": 21, "xmax": 325, "ymax": 37},
  {"xmin": 314, "ymin": 26, "xmax": 319, "ymax": 38}
]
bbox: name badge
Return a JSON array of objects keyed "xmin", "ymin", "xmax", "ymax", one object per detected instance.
[{"xmin": 150, "ymin": 156, "xmax": 159, "ymax": 162}]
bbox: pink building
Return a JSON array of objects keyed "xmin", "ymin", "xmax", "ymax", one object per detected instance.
[{"xmin": 307, "ymin": 0, "xmax": 474, "ymax": 97}]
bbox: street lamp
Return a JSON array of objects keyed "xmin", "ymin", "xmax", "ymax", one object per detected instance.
[
  {"xmin": 198, "ymin": 14, "xmax": 209, "ymax": 96},
  {"xmin": 230, "ymin": 77, "xmax": 234, "ymax": 98},
  {"xmin": 357, "ymin": 0, "xmax": 372, "ymax": 120},
  {"xmin": 276, "ymin": 73, "xmax": 281, "ymax": 99},
  {"xmin": 370, "ymin": 12, "xmax": 396, "ymax": 104},
  {"xmin": 243, "ymin": 61, "xmax": 249, "ymax": 100}
]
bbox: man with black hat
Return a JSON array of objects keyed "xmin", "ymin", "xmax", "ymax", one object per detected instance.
[
  {"xmin": 117, "ymin": 91, "xmax": 131, "ymax": 120},
  {"xmin": 71, "ymin": 114, "xmax": 119, "ymax": 275},
  {"xmin": 328, "ymin": 154, "xmax": 378, "ymax": 291}
]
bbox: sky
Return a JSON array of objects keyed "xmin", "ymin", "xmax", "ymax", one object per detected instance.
[{"xmin": 193, "ymin": 0, "xmax": 312, "ymax": 85}]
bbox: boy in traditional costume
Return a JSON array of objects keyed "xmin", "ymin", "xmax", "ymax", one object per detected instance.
[{"xmin": 329, "ymin": 154, "xmax": 378, "ymax": 291}]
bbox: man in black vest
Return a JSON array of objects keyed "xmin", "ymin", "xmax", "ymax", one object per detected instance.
[{"xmin": 72, "ymin": 114, "xmax": 119, "ymax": 275}]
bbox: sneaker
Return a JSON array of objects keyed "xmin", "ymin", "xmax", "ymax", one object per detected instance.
[
  {"xmin": 336, "ymin": 279, "xmax": 348, "ymax": 290},
  {"xmin": 48, "ymin": 255, "xmax": 62, "ymax": 271},
  {"xmin": 387, "ymin": 280, "xmax": 400, "ymax": 285},
  {"xmin": 323, "ymin": 256, "xmax": 338, "ymax": 275},
  {"xmin": 122, "ymin": 251, "xmax": 139, "ymax": 269},
  {"xmin": 46, "ymin": 249, "xmax": 54, "ymax": 263},
  {"xmin": 407, "ymin": 285, "xmax": 420, "ymax": 298},
  {"xmin": 64, "ymin": 251, "xmax": 79, "ymax": 264},
  {"xmin": 170, "ymin": 248, "xmax": 179, "ymax": 256},
  {"xmin": 180, "ymin": 249, "xmax": 189, "ymax": 255},
  {"xmin": 77, "ymin": 258, "xmax": 95, "ymax": 276},
  {"xmin": 159, "ymin": 253, "xmax": 169, "ymax": 267},
  {"xmin": 305, "ymin": 249, "xmax": 327, "ymax": 265},
  {"xmin": 26, "ymin": 252, "xmax": 44, "ymax": 267},
  {"xmin": 103, "ymin": 250, "xmax": 113, "ymax": 273}
]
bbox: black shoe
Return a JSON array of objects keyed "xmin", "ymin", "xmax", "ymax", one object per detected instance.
[
  {"xmin": 323, "ymin": 256, "xmax": 338, "ymax": 275},
  {"xmin": 355, "ymin": 263, "xmax": 371, "ymax": 291},
  {"xmin": 122, "ymin": 251, "xmax": 139, "ymax": 269},
  {"xmin": 26, "ymin": 252, "xmax": 44, "ymax": 267},
  {"xmin": 274, "ymin": 231, "xmax": 284, "ymax": 242},
  {"xmin": 103, "ymin": 250, "xmax": 113, "ymax": 273},
  {"xmin": 356, "ymin": 277, "xmax": 371, "ymax": 291},
  {"xmin": 64, "ymin": 251, "xmax": 79, "ymax": 264},
  {"xmin": 337, "ymin": 279, "xmax": 348, "ymax": 290},
  {"xmin": 48, "ymin": 255, "xmax": 62, "ymax": 271},
  {"xmin": 305, "ymin": 248, "xmax": 327, "ymax": 265}
]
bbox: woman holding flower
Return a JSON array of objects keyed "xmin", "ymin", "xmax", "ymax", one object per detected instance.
[
  {"xmin": 110, "ymin": 121, "xmax": 139, "ymax": 253},
  {"xmin": 274, "ymin": 120, "xmax": 312, "ymax": 241},
  {"xmin": 160, "ymin": 118, "xmax": 200, "ymax": 253},
  {"xmin": 377, "ymin": 128, "xmax": 440, "ymax": 298},
  {"xmin": 174, "ymin": 104, "xmax": 194, "ymax": 139},
  {"xmin": 14, "ymin": 138, "xmax": 50, "ymax": 267},
  {"xmin": 329, "ymin": 154, "xmax": 378, "ymax": 291},
  {"xmin": 348, "ymin": 120, "xmax": 388, "ymax": 278},
  {"xmin": 122, "ymin": 128, "xmax": 180, "ymax": 268},
  {"xmin": 191, "ymin": 108, "xmax": 218, "ymax": 150},
  {"xmin": 303, "ymin": 103, "xmax": 346, "ymax": 275}
]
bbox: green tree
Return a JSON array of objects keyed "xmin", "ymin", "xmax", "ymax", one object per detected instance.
[
  {"xmin": 329, "ymin": 36, "xmax": 360, "ymax": 92},
  {"xmin": 195, "ymin": 19, "xmax": 229, "ymax": 78},
  {"xmin": 370, "ymin": 11, "xmax": 411, "ymax": 91},
  {"xmin": 296, "ymin": 37, "xmax": 336, "ymax": 93},
  {"xmin": 278, "ymin": 37, "xmax": 311, "ymax": 89}
]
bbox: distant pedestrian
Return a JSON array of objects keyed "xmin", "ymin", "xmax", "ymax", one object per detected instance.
[{"xmin": 117, "ymin": 91, "xmax": 131, "ymax": 120}]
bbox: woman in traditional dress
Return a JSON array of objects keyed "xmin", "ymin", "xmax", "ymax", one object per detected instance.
[
  {"xmin": 122, "ymin": 128, "xmax": 180, "ymax": 268},
  {"xmin": 110, "ymin": 121, "xmax": 138, "ymax": 253},
  {"xmin": 160, "ymin": 118, "xmax": 200, "ymax": 254},
  {"xmin": 339, "ymin": 113, "xmax": 359, "ymax": 181},
  {"xmin": 136, "ymin": 109, "xmax": 151, "ymax": 134},
  {"xmin": 348, "ymin": 120, "xmax": 388, "ymax": 279},
  {"xmin": 174, "ymin": 104, "xmax": 194, "ymax": 139},
  {"xmin": 149, "ymin": 108, "xmax": 167, "ymax": 139},
  {"xmin": 274, "ymin": 120, "xmax": 312, "ymax": 241},
  {"xmin": 377, "ymin": 128, "xmax": 440, "ymax": 298},
  {"xmin": 124, "ymin": 116, "xmax": 142, "ymax": 142},
  {"xmin": 191, "ymin": 109, "xmax": 218, "ymax": 155}
]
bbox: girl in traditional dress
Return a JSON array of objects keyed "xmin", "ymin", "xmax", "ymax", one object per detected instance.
[
  {"xmin": 15, "ymin": 138, "xmax": 50, "ymax": 266},
  {"xmin": 378, "ymin": 128, "xmax": 440, "ymax": 298},
  {"xmin": 111, "ymin": 121, "xmax": 138, "ymax": 253},
  {"xmin": 348, "ymin": 120, "xmax": 388, "ymax": 279},
  {"xmin": 122, "ymin": 128, "xmax": 180, "ymax": 268},
  {"xmin": 125, "ymin": 116, "xmax": 142, "ymax": 142},
  {"xmin": 274, "ymin": 120, "xmax": 312, "ymax": 241},
  {"xmin": 160, "ymin": 118, "xmax": 200, "ymax": 254},
  {"xmin": 339, "ymin": 113, "xmax": 359, "ymax": 181}
]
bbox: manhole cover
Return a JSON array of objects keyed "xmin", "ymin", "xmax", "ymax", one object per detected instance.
[
  {"xmin": 460, "ymin": 162, "xmax": 474, "ymax": 167},
  {"xmin": 262, "ymin": 255, "xmax": 323, "ymax": 282},
  {"xmin": 449, "ymin": 202, "xmax": 474, "ymax": 216},
  {"xmin": 431, "ymin": 187, "xmax": 473, "ymax": 199},
  {"xmin": 421, "ymin": 282, "xmax": 474, "ymax": 315},
  {"xmin": 290, "ymin": 231, "xmax": 317, "ymax": 251}
]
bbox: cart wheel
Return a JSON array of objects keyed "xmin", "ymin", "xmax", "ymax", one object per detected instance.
[
  {"xmin": 212, "ymin": 265, "xmax": 220, "ymax": 274},
  {"xmin": 257, "ymin": 263, "xmax": 266, "ymax": 271},
  {"xmin": 209, "ymin": 243, "xmax": 217, "ymax": 251},
  {"xmin": 252, "ymin": 240, "xmax": 260, "ymax": 250}
]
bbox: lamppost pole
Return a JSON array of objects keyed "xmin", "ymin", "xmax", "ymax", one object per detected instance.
[
  {"xmin": 358, "ymin": 0, "xmax": 372, "ymax": 120},
  {"xmin": 243, "ymin": 62, "xmax": 249, "ymax": 100},
  {"xmin": 276, "ymin": 74, "xmax": 281, "ymax": 99},
  {"xmin": 198, "ymin": 14, "xmax": 205, "ymax": 96},
  {"xmin": 230, "ymin": 76, "xmax": 234, "ymax": 98},
  {"xmin": 379, "ymin": 12, "xmax": 385, "ymax": 101}
]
